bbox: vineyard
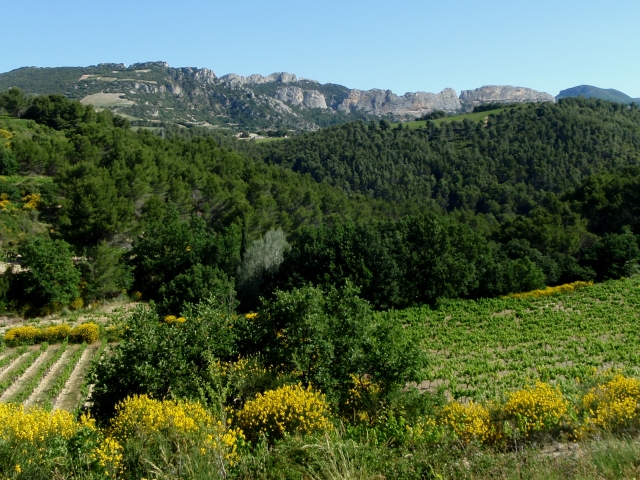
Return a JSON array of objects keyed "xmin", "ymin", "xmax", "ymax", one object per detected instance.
[
  {"xmin": 381, "ymin": 277, "xmax": 640, "ymax": 400},
  {"xmin": 0, "ymin": 341, "xmax": 104, "ymax": 411},
  {"xmin": 0, "ymin": 303, "xmax": 131, "ymax": 413}
]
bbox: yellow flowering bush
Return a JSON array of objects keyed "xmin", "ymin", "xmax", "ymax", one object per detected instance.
[
  {"xmin": 69, "ymin": 322, "xmax": 100, "ymax": 344},
  {"xmin": 4, "ymin": 325, "xmax": 41, "ymax": 346},
  {"xmin": 163, "ymin": 315, "xmax": 187, "ymax": 325},
  {"xmin": 5, "ymin": 323, "xmax": 100, "ymax": 345},
  {"xmin": 503, "ymin": 381, "xmax": 569, "ymax": 437},
  {"xmin": 92, "ymin": 436, "xmax": 124, "ymax": 479},
  {"xmin": 344, "ymin": 374, "xmax": 382, "ymax": 423},
  {"xmin": 0, "ymin": 403, "xmax": 95, "ymax": 442},
  {"xmin": 582, "ymin": 374, "xmax": 640, "ymax": 432},
  {"xmin": 507, "ymin": 281, "xmax": 593, "ymax": 299},
  {"xmin": 405, "ymin": 416, "xmax": 449, "ymax": 446},
  {"xmin": 235, "ymin": 384, "xmax": 333, "ymax": 441},
  {"xmin": 22, "ymin": 193, "xmax": 41, "ymax": 210},
  {"xmin": 70, "ymin": 297, "xmax": 84, "ymax": 310},
  {"xmin": 38, "ymin": 324, "xmax": 72, "ymax": 343},
  {"xmin": 439, "ymin": 401, "xmax": 495, "ymax": 444},
  {"xmin": 0, "ymin": 129, "xmax": 14, "ymax": 140},
  {"xmin": 0, "ymin": 193, "xmax": 11, "ymax": 210},
  {"xmin": 109, "ymin": 395, "xmax": 243, "ymax": 466}
]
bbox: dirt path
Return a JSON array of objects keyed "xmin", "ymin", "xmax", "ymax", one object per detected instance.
[
  {"xmin": 54, "ymin": 344, "xmax": 99, "ymax": 411},
  {"xmin": 24, "ymin": 345, "xmax": 79, "ymax": 408},
  {"xmin": 0, "ymin": 346, "xmax": 58, "ymax": 402}
]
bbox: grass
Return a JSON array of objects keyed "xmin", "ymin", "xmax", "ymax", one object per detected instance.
[{"xmin": 253, "ymin": 136, "xmax": 286, "ymax": 143}]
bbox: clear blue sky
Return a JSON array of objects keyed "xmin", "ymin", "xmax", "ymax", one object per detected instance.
[{"xmin": 3, "ymin": 0, "xmax": 640, "ymax": 97}]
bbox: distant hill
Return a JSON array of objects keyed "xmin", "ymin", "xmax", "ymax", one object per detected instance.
[
  {"xmin": 557, "ymin": 85, "xmax": 640, "ymax": 104},
  {"xmin": 0, "ymin": 61, "xmax": 554, "ymax": 132}
]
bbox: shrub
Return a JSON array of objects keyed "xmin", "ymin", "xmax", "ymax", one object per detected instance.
[
  {"xmin": 69, "ymin": 323, "xmax": 100, "ymax": 344},
  {"xmin": 506, "ymin": 280, "xmax": 593, "ymax": 299},
  {"xmin": 582, "ymin": 374, "xmax": 640, "ymax": 433},
  {"xmin": 163, "ymin": 315, "xmax": 187, "ymax": 325},
  {"xmin": 235, "ymin": 384, "xmax": 332, "ymax": 442},
  {"xmin": 10, "ymin": 237, "xmax": 81, "ymax": 315},
  {"xmin": 4, "ymin": 325, "xmax": 40, "ymax": 346},
  {"xmin": 503, "ymin": 381, "xmax": 569, "ymax": 437},
  {"xmin": 109, "ymin": 395, "xmax": 243, "ymax": 471},
  {"xmin": 245, "ymin": 283, "xmax": 425, "ymax": 410},
  {"xmin": 90, "ymin": 299, "xmax": 237, "ymax": 421},
  {"xmin": 439, "ymin": 401, "xmax": 495, "ymax": 444},
  {"xmin": 0, "ymin": 403, "xmax": 99, "ymax": 479},
  {"xmin": 5, "ymin": 323, "xmax": 77, "ymax": 346},
  {"xmin": 105, "ymin": 324, "xmax": 124, "ymax": 342},
  {"xmin": 38, "ymin": 324, "xmax": 71, "ymax": 343}
]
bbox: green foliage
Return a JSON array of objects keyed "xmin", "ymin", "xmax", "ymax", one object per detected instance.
[
  {"xmin": 23, "ymin": 94, "xmax": 96, "ymax": 129},
  {"xmin": 158, "ymin": 263, "xmax": 236, "ymax": 315},
  {"xmin": 240, "ymin": 283, "xmax": 425, "ymax": 408},
  {"xmin": 236, "ymin": 228, "xmax": 290, "ymax": 310},
  {"xmin": 0, "ymin": 87, "xmax": 28, "ymax": 117},
  {"xmin": 56, "ymin": 162, "xmax": 135, "ymax": 245},
  {"xmin": 582, "ymin": 230, "xmax": 639, "ymax": 280},
  {"xmin": 77, "ymin": 241, "xmax": 133, "ymax": 302},
  {"xmin": 566, "ymin": 166, "xmax": 640, "ymax": 236},
  {"xmin": 11, "ymin": 236, "xmax": 80, "ymax": 313},
  {"xmin": 274, "ymin": 214, "xmax": 490, "ymax": 309},
  {"xmin": 128, "ymin": 205, "xmax": 241, "ymax": 314},
  {"xmin": 89, "ymin": 298, "xmax": 238, "ymax": 422},
  {"xmin": 0, "ymin": 148, "xmax": 18, "ymax": 176}
]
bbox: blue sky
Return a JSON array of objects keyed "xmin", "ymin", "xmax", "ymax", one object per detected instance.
[{"xmin": 3, "ymin": 0, "xmax": 640, "ymax": 97}]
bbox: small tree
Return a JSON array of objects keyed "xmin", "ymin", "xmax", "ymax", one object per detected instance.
[
  {"xmin": 77, "ymin": 241, "xmax": 133, "ymax": 302},
  {"xmin": 239, "ymin": 283, "xmax": 425, "ymax": 411},
  {"xmin": 89, "ymin": 298, "xmax": 238, "ymax": 422},
  {"xmin": 14, "ymin": 237, "xmax": 81, "ymax": 313},
  {"xmin": 237, "ymin": 228, "xmax": 290, "ymax": 310}
]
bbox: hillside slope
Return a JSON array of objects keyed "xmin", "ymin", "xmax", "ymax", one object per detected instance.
[
  {"xmin": 0, "ymin": 62, "xmax": 554, "ymax": 131},
  {"xmin": 557, "ymin": 85, "xmax": 640, "ymax": 103}
]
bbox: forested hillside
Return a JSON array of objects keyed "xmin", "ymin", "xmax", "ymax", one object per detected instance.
[{"xmin": 0, "ymin": 89, "xmax": 638, "ymax": 315}]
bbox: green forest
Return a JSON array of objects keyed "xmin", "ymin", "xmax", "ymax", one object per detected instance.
[
  {"xmin": 0, "ymin": 88, "xmax": 638, "ymax": 315},
  {"xmin": 2, "ymin": 87, "xmax": 640, "ymax": 479}
]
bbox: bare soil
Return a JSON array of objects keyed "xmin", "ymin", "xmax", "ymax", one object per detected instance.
[
  {"xmin": 54, "ymin": 344, "xmax": 100, "ymax": 411},
  {"xmin": 24, "ymin": 345, "xmax": 79, "ymax": 407}
]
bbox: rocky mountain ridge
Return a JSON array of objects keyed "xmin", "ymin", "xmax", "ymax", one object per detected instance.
[{"xmin": 0, "ymin": 61, "xmax": 555, "ymax": 131}]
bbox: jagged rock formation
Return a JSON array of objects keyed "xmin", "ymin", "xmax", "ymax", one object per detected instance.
[
  {"xmin": 275, "ymin": 87, "xmax": 327, "ymax": 109},
  {"xmin": 338, "ymin": 88, "xmax": 461, "ymax": 117},
  {"xmin": 220, "ymin": 72, "xmax": 299, "ymax": 85},
  {"xmin": 459, "ymin": 86, "xmax": 555, "ymax": 109},
  {"xmin": 0, "ymin": 61, "xmax": 557, "ymax": 131}
]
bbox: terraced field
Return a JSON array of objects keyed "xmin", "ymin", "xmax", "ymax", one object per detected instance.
[{"xmin": 0, "ymin": 341, "xmax": 105, "ymax": 411}]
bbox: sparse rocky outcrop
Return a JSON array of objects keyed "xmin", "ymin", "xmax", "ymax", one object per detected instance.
[
  {"xmin": 459, "ymin": 85, "xmax": 555, "ymax": 109},
  {"xmin": 220, "ymin": 72, "xmax": 299, "ymax": 85},
  {"xmin": 338, "ymin": 88, "xmax": 461, "ymax": 117},
  {"xmin": 275, "ymin": 87, "xmax": 327, "ymax": 109},
  {"xmin": 129, "ymin": 61, "xmax": 170, "ymax": 70}
]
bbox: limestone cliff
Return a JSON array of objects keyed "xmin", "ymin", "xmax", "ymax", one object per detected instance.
[
  {"xmin": 337, "ymin": 88, "xmax": 461, "ymax": 117},
  {"xmin": 459, "ymin": 86, "xmax": 555, "ymax": 110},
  {"xmin": 275, "ymin": 86, "xmax": 327, "ymax": 109}
]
